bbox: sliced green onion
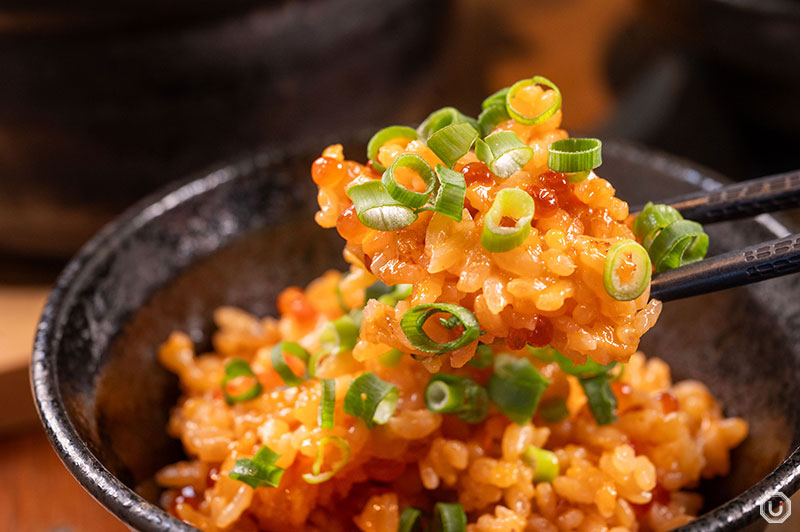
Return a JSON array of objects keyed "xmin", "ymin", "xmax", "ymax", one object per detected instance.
[
  {"xmin": 566, "ymin": 170, "xmax": 591, "ymax": 184},
  {"xmin": 377, "ymin": 283, "xmax": 413, "ymax": 307},
  {"xmin": 547, "ymin": 138, "xmax": 602, "ymax": 173},
  {"xmin": 399, "ymin": 507, "xmax": 424, "ymax": 532},
  {"xmin": 427, "ymin": 123, "xmax": 478, "ymax": 168},
  {"xmin": 365, "ymin": 280, "xmax": 393, "ymax": 302},
  {"xmin": 477, "ymin": 104, "xmax": 511, "ymax": 138},
  {"xmin": 468, "ymin": 343, "xmax": 494, "ymax": 368},
  {"xmin": 319, "ymin": 378, "xmax": 336, "ymax": 429},
  {"xmin": 308, "ymin": 349, "xmax": 333, "ymax": 378},
  {"xmin": 603, "ymin": 240, "xmax": 652, "ymax": 301},
  {"xmin": 382, "ymin": 153, "xmax": 437, "ymax": 209},
  {"xmin": 319, "ymin": 314, "xmax": 360, "ymax": 356},
  {"xmin": 417, "ymin": 107, "xmax": 478, "ymax": 142},
  {"xmin": 344, "ymin": 372, "xmax": 399, "ymax": 428},
  {"xmin": 270, "ymin": 341, "xmax": 310, "ymax": 386},
  {"xmin": 424, "ymin": 373, "xmax": 489, "ymax": 423},
  {"xmin": 475, "ymin": 131, "xmax": 533, "ymax": 178},
  {"xmin": 526, "ymin": 345, "xmax": 558, "ymax": 363},
  {"xmin": 367, "ymin": 126, "xmax": 419, "ymax": 173},
  {"xmin": 506, "ymin": 76, "xmax": 562, "ymax": 125},
  {"xmin": 431, "ymin": 502, "xmax": 467, "ymax": 532},
  {"xmin": 580, "ymin": 373, "xmax": 617, "ymax": 425},
  {"xmin": 347, "ymin": 180, "xmax": 418, "ymax": 231},
  {"xmin": 426, "ymin": 165, "xmax": 466, "ymax": 222},
  {"xmin": 487, "ymin": 354, "xmax": 550, "ymax": 424},
  {"xmin": 647, "ymin": 219, "xmax": 709, "ymax": 273},
  {"xmin": 301, "ymin": 436, "xmax": 350, "ymax": 484},
  {"xmin": 553, "ymin": 350, "xmax": 616, "ymax": 377},
  {"xmin": 538, "ymin": 396, "xmax": 569, "ymax": 423},
  {"xmin": 229, "ymin": 445, "xmax": 285, "ymax": 488},
  {"xmin": 481, "ymin": 188, "xmax": 535, "ymax": 253},
  {"xmin": 482, "ymin": 87, "xmax": 510, "ymax": 110},
  {"xmin": 632, "ymin": 202, "xmax": 684, "ymax": 249},
  {"xmin": 221, "ymin": 359, "xmax": 262, "ymax": 405},
  {"xmin": 522, "ymin": 446, "xmax": 559, "ymax": 483},
  {"xmin": 440, "ymin": 315, "xmax": 461, "ymax": 329},
  {"xmin": 400, "ymin": 303, "xmax": 481, "ymax": 354},
  {"xmin": 379, "ymin": 348, "xmax": 404, "ymax": 367}
]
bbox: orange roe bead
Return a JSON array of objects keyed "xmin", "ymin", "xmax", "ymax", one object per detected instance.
[
  {"xmin": 528, "ymin": 186, "xmax": 559, "ymax": 219},
  {"xmin": 337, "ymin": 204, "xmax": 370, "ymax": 241},
  {"xmin": 277, "ymin": 286, "xmax": 318, "ymax": 323},
  {"xmin": 311, "ymin": 156, "xmax": 347, "ymax": 186},
  {"xmin": 656, "ymin": 391, "xmax": 679, "ymax": 414},
  {"xmin": 526, "ymin": 316, "xmax": 554, "ymax": 347},
  {"xmin": 463, "ymin": 162, "xmax": 496, "ymax": 186}
]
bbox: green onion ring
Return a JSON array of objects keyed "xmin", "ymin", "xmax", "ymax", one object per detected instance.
[
  {"xmin": 417, "ymin": 106, "xmax": 479, "ymax": 142},
  {"xmin": 379, "ymin": 348, "xmax": 404, "ymax": 367},
  {"xmin": 229, "ymin": 446, "xmax": 285, "ymax": 488},
  {"xmin": 475, "ymin": 131, "xmax": 533, "ymax": 178},
  {"xmin": 579, "ymin": 373, "xmax": 618, "ymax": 426},
  {"xmin": 481, "ymin": 188, "xmax": 535, "ymax": 253},
  {"xmin": 426, "ymin": 165, "xmax": 466, "ymax": 222},
  {"xmin": 506, "ymin": 75, "xmax": 562, "ymax": 125},
  {"xmin": 521, "ymin": 446, "xmax": 559, "ymax": 482},
  {"xmin": 347, "ymin": 180, "xmax": 418, "ymax": 231},
  {"xmin": 482, "ymin": 87, "xmax": 510, "ymax": 110},
  {"xmin": 221, "ymin": 358, "xmax": 263, "ymax": 405},
  {"xmin": 553, "ymin": 349, "xmax": 617, "ymax": 377},
  {"xmin": 547, "ymin": 138, "xmax": 602, "ymax": 173},
  {"xmin": 343, "ymin": 372, "xmax": 399, "ymax": 428},
  {"xmin": 319, "ymin": 378, "xmax": 336, "ymax": 429},
  {"xmin": 477, "ymin": 104, "xmax": 511, "ymax": 138},
  {"xmin": 603, "ymin": 240, "xmax": 652, "ymax": 301},
  {"xmin": 399, "ymin": 507, "xmax": 424, "ymax": 532},
  {"xmin": 424, "ymin": 373, "xmax": 489, "ymax": 423},
  {"xmin": 381, "ymin": 153, "xmax": 437, "ymax": 209},
  {"xmin": 632, "ymin": 202, "xmax": 684, "ymax": 248},
  {"xmin": 319, "ymin": 314, "xmax": 360, "ymax": 355},
  {"xmin": 538, "ymin": 396, "xmax": 569, "ymax": 423},
  {"xmin": 367, "ymin": 125, "xmax": 419, "ymax": 173},
  {"xmin": 270, "ymin": 341, "xmax": 310, "ymax": 386},
  {"xmin": 647, "ymin": 219, "xmax": 709, "ymax": 273},
  {"xmin": 301, "ymin": 436, "xmax": 351, "ymax": 484},
  {"xmin": 487, "ymin": 354, "xmax": 550, "ymax": 424},
  {"xmin": 431, "ymin": 502, "xmax": 467, "ymax": 532},
  {"xmin": 427, "ymin": 122, "xmax": 479, "ymax": 168},
  {"xmin": 400, "ymin": 303, "xmax": 481, "ymax": 354}
]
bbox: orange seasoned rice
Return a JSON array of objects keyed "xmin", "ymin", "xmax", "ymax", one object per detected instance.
[{"xmin": 156, "ymin": 82, "xmax": 748, "ymax": 532}]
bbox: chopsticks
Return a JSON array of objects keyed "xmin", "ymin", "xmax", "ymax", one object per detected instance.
[{"xmin": 636, "ymin": 170, "xmax": 800, "ymax": 301}]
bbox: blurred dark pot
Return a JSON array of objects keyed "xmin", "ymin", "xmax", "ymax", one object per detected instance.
[
  {"xmin": 0, "ymin": 0, "xmax": 447, "ymax": 257},
  {"xmin": 643, "ymin": 0, "xmax": 800, "ymax": 135}
]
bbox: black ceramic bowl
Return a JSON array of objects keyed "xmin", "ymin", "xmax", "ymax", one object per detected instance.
[{"xmin": 31, "ymin": 141, "xmax": 800, "ymax": 531}]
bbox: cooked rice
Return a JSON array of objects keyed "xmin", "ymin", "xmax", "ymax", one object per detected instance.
[{"xmin": 156, "ymin": 84, "xmax": 747, "ymax": 531}]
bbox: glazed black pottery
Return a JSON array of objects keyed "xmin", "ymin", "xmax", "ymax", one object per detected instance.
[{"xmin": 32, "ymin": 141, "xmax": 800, "ymax": 531}]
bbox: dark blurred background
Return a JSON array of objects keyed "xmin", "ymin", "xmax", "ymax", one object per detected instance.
[
  {"xmin": 1, "ymin": 0, "xmax": 799, "ymax": 263},
  {"xmin": 1, "ymin": 0, "xmax": 800, "ymax": 527}
]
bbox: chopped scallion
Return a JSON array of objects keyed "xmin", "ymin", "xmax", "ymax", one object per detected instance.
[
  {"xmin": 646, "ymin": 219, "xmax": 709, "ymax": 273},
  {"xmin": 301, "ymin": 436, "xmax": 350, "ymax": 484},
  {"xmin": 229, "ymin": 446, "xmax": 285, "ymax": 488},
  {"xmin": 367, "ymin": 125, "xmax": 419, "ymax": 173},
  {"xmin": 427, "ymin": 165, "xmax": 466, "ymax": 222},
  {"xmin": 475, "ymin": 131, "xmax": 533, "ymax": 178},
  {"xmin": 522, "ymin": 446, "xmax": 559, "ymax": 483},
  {"xmin": 603, "ymin": 240, "xmax": 652, "ymax": 301},
  {"xmin": 319, "ymin": 378, "xmax": 336, "ymax": 429},
  {"xmin": 319, "ymin": 314, "xmax": 359, "ymax": 355},
  {"xmin": 382, "ymin": 153, "xmax": 437, "ymax": 209},
  {"xmin": 632, "ymin": 202, "xmax": 683, "ymax": 249},
  {"xmin": 477, "ymin": 104, "xmax": 511, "ymax": 138},
  {"xmin": 379, "ymin": 348, "xmax": 404, "ymax": 367},
  {"xmin": 344, "ymin": 372, "xmax": 398, "ymax": 428},
  {"xmin": 270, "ymin": 341, "xmax": 310, "ymax": 386},
  {"xmin": 467, "ymin": 343, "xmax": 494, "ymax": 368},
  {"xmin": 580, "ymin": 373, "xmax": 617, "ymax": 425},
  {"xmin": 400, "ymin": 303, "xmax": 481, "ymax": 354},
  {"xmin": 487, "ymin": 354, "xmax": 550, "ymax": 424},
  {"xmin": 347, "ymin": 180, "xmax": 418, "ymax": 231},
  {"xmin": 417, "ymin": 107, "xmax": 478, "ymax": 142},
  {"xmin": 481, "ymin": 188, "xmax": 535, "ymax": 253},
  {"xmin": 221, "ymin": 358, "xmax": 262, "ymax": 405},
  {"xmin": 547, "ymin": 138, "xmax": 602, "ymax": 173},
  {"xmin": 399, "ymin": 507, "xmax": 424, "ymax": 532},
  {"xmin": 506, "ymin": 75, "xmax": 562, "ymax": 125},
  {"xmin": 482, "ymin": 87, "xmax": 510, "ymax": 110},
  {"xmin": 431, "ymin": 502, "xmax": 467, "ymax": 532},
  {"xmin": 424, "ymin": 373, "xmax": 489, "ymax": 423},
  {"xmin": 427, "ymin": 122, "xmax": 479, "ymax": 168},
  {"xmin": 538, "ymin": 396, "xmax": 569, "ymax": 423},
  {"xmin": 552, "ymin": 349, "xmax": 616, "ymax": 377}
]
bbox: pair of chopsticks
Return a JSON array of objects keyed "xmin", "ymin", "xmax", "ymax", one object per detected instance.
[{"xmin": 629, "ymin": 170, "xmax": 800, "ymax": 302}]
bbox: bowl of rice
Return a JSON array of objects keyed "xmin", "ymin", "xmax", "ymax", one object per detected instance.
[{"xmin": 32, "ymin": 77, "xmax": 800, "ymax": 532}]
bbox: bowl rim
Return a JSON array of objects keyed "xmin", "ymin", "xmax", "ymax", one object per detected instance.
[{"xmin": 30, "ymin": 140, "xmax": 800, "ymax": 531}]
